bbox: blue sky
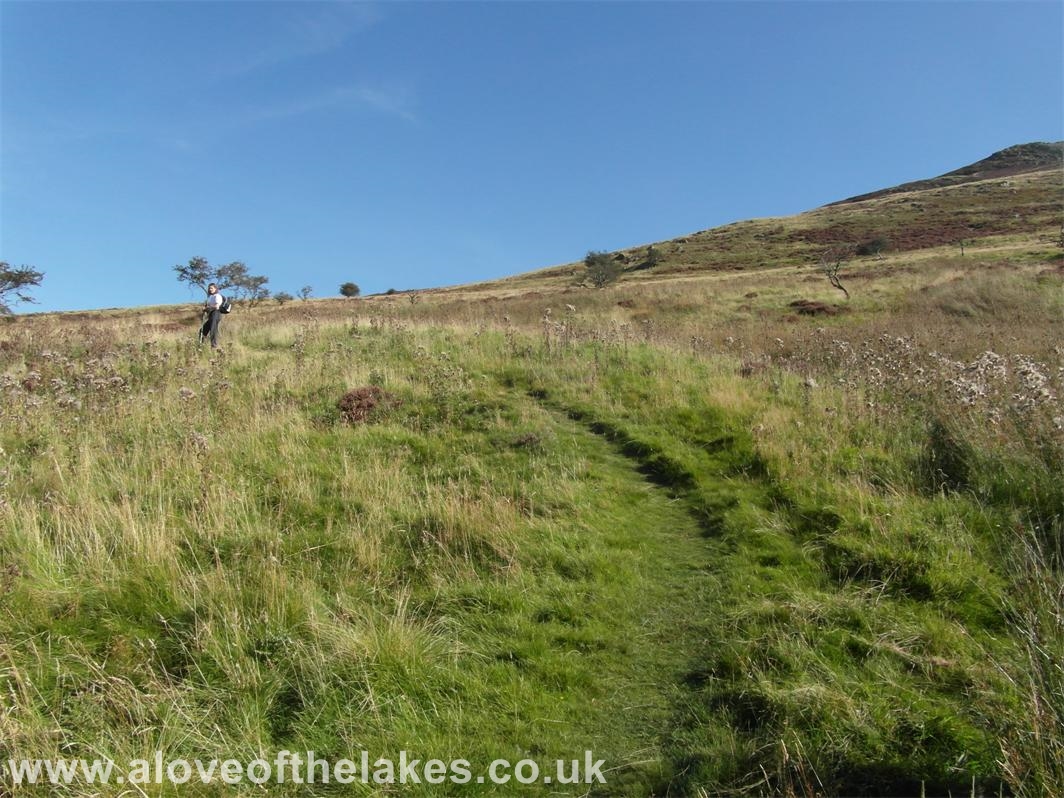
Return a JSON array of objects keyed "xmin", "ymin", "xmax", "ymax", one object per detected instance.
[{"xmin": 1, "ymin": 1, "xmax": 1061, "ymax": 313}]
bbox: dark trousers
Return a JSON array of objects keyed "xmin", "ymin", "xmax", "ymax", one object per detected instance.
[{"xmin": 200, "ymin": 309, "xmax": 221, "ymax": 348}]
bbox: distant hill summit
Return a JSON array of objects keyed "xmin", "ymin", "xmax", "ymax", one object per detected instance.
[
  {"xmin": 461, "ymin": 139, "xmax": 1063, "ymax": 292},
  {"xmin": 830, "ymin": 141, "xmax": 1063, "ymax": 205}
]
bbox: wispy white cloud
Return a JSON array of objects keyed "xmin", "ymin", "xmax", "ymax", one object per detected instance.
[
  {"xmin": 6, "ymin": 4, "xmax": 410, "ymax": 158},
  {"xmin": 215, "ymin": 3, "xmax": 382, "ymax": 78},
  {"xmin": 339, "ymin": 83, "xmax": 418, "ymax": 123},
  {"xmin": 234, "ymin": 81, "xmax": 418, "ymax": 125},
  {"xmin": 145, "ymin": 80, "xmax": 417, "ymax": 153}
]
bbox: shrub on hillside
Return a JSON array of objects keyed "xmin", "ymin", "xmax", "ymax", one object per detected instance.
[
  {"xmin": 856, "ymin": 237, "xmax": 890, "ymax": 257},
  {"xmin": 585, "ymin": 250, "xmax": 620, "ymax": 288}
]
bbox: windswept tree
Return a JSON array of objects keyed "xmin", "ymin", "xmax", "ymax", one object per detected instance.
[
  {"xmin": 241, "ymin": 274, "xmax": 271, "ymax": 307},
  {"xmin": 216, "ymin": 261, "xmax": 270, "ymax": 305},
  {"xmin": 819, "ymin": 245, "xmax": 852, "ymax": 300},
  {"xmin": 173, "ymin": 256, "xmax": 214, "ymax": 292},
  {"xmin": 174, "ymin": 257, "xmax": 269, "ymax": 304},
  {"xmin": 340, "ymin": 282, "xmax": 361, "ymax": 298},
  {"xmin": 274, "ymin": 291, "xmax": 294, "ymax": 305},
  {"xmin": 0, "ymin": 262, "xmax": 45, "ymax": 314},
  {"xmin": 299, "ymin": 285, "xmax": 313, "ymax": 301}
]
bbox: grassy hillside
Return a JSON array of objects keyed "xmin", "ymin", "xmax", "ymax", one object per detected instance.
[
  {"xmin": 418, "ymin": 144, "xmax": 1061, "ymax": 298},
  {"xmin": 1, "ymin": 147, "xmax": 1062, "ymax": 796}
]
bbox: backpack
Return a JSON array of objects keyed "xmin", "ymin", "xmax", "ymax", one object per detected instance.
[{"xmin": 220, "ymin": 296, "xmax": 232, "ymax": 314}]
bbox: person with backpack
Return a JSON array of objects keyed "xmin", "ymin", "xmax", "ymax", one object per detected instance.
[{"xmin": 199, "ymin": 283, "xmax": 227, "ymax": 349}]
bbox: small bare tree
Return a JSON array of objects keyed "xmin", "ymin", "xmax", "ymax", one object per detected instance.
[{"xmin": 819, "ymin": 246, "xmax": 851, "ymax": 300}]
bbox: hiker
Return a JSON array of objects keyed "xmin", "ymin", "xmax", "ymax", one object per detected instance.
[{"xmin": 199, "ymin": 283, "xmax": 224, "ymax": 349}]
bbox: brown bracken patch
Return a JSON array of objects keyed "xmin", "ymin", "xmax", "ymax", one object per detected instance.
[
  {"xmin": 789, "ymin": 299, "xmax": 843, "ymax": 317},
  {"xmin": 337, "ymin": 386, "xmax": 401, "ymax": 424}
]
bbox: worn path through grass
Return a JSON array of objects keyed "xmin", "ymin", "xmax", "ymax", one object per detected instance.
[
  {"xmin": 4, "ymin": 322, "xmax": 1046, "ymax": 795},
  {"xmin": 462, "ymin": 387, "xmax": 727, "ymax": 796}
]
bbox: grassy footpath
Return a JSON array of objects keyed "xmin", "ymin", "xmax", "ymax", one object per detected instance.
[
  {"xmin": 1, "ymin": 318, "xmax": 1060, "ymax": 795},
  {"xmin": 504, "ymin": 338, "xmax": 1049, "ymax": 796},
  {"xmin": 0, "ymin": 321, "xmax": 731, "ymax": 796}
]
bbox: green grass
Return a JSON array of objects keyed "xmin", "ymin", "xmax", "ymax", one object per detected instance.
[
  {"xmin": 3, "ymin": 310, "xmax": 1062, "ymax": 794},
  {"xmin": 0, "ymin": 324, "xmax": 742, "ymax": 796},
  {"xmin": 1, "ymin": 162, "xmax": 1061, "ymax": 796},
  {"xmin": 504, "ymin": 340, "xmax": 1040, "ymax": 795}
]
